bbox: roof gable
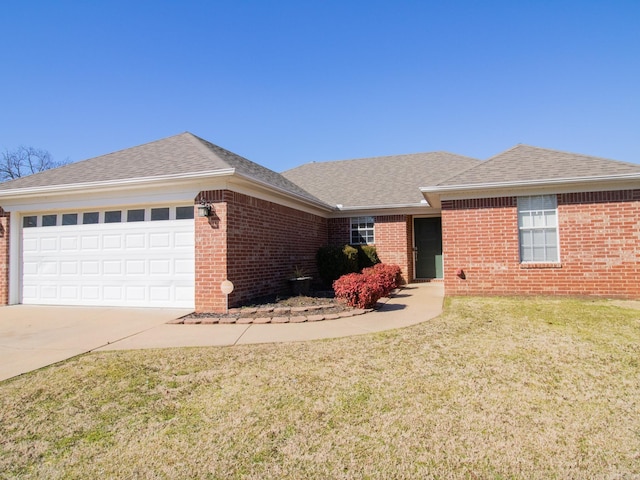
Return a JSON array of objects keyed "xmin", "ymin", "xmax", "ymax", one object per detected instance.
[
  {"xmin": 437, "ymin": 144, "xmax": 640, "ymax": 187},
  {"xmin": 0, "ymin": 132, "xmax": 325, "ymax": 206},
  {"xmin": 282, "ymin": 152, "xmax": 481, "ymax": 208}
]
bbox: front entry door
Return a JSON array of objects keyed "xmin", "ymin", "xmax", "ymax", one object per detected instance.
[{"xmin": 414, "ymin": 217, "xmax": 443, "ymax": 279}]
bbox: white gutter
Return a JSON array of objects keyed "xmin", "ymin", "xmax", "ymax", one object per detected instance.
[
  {"xmin": 0, "ymin": 169, "xmax": 236, "ymax": 199},
  {"xmin": 335, "ymin": 202, "xmax": 430, "ymax": 211},
  {"xmin": 0, "ymin": 168, "xmax": 335, "ymax": 212},
  {"xmin": 232, "ymin": 171, "xmax": 335, "ymax": 212},
  {"xmin": 420, "ymin": 172, "xmax": 640, "ymax": 195}
]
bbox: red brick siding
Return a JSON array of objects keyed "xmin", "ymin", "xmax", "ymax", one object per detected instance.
[
  {"xmin": 0, "ymin": 207, "xmax": 9, "ymax": 305},
  {"xmin": 195, "ymin": 191, "xmax": 228, "ymax": 312},
  {"xmin": 327, "ymin": 215, "xmax": 412, "ymax": 283},
  {"xmin": 195, "ymin": 190, "xmax": 328, "ymax": 312},
  {"xmin": 328, "ymin": 217, "xmax": 350, "ymax": 246},
  {"xmin": 373, "ymin": 215, "xmax": 412, "ymax": 283},
  {"xmin": 442, "ymin": 191, "xmax": 640, "ymax": 299}
]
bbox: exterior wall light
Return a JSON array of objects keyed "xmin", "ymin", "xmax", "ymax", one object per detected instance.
[{"xmin": 197, "ymin": 203, "xmax": 212, "ymax": 217}]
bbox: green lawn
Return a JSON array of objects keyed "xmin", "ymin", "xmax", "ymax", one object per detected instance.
[{"xmin": 1, "ymin": 296, "xmax": 639, "ymax": 479}]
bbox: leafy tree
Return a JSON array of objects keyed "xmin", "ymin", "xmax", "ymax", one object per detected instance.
[{"xmin": 1, "ymin": 146, "xmax": 67, "ymax": 182}]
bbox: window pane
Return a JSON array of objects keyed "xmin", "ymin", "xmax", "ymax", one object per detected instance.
[
  {"xmin": 545, "ymin": 211, "xmax": 557, "ymax": 227},
  {"xmin": 62, "ymin": 213, "xmax": 78, "ymax": 225},
  {"xmin": 42, "ymin": 214, "xmax": 57, "ymax": 227},
  {"xmin": 23, "ymin": 216, "xmax": 37, "ymax": 228},
  {"xmin": 127, "ymin": 209, "xmax": 145, "ymax": 222},
  {"xmin": 532, "ymin": 211, "xmax": 545, "ymax": 228},
  {"xmin": 83, "ymin": 212, "xmax": 99, "ymax": 224},
  {"xmin": 176, "ymin": 206, "xmax": 194, "ymax": 219},
  {"xmin": 533, "ymin": 246, "xmax": 545, "ymax": 262},
  {"xmin": 518, "ymin": 195, "xmax": 559, "ymax": 263},
  {"xmin": 543, "ymin": 195, "xmax": 557, "ymax": 209},
  {"xmin": 105, "ymin": 211, "xmax": 122, "ymax": 223},
  {"xmin": 151, "ymin": 207, "xmax": 170, "ymax": 221}
]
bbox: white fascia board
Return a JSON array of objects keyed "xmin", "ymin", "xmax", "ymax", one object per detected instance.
[
  {"xmin": 336, "ymin": 202, "xmax": 427, "ymax": 211},
  {"xmin": 330, "ymin": 203, "xmax": 439, "ymax": 218},
  {"xmin": 231, "ymin": 171, "xmax": 335, "ymax": 213},
  {"xmin": 421, "ymin": 173, "xmax": 640, "ymax": 203},
  {"xmin": 1, "ymin": 177, "xmax": 233, "ymax": 213},
  {"xmin": 0, "ymin": 169, "xmax": 236, "ymax": 201}
]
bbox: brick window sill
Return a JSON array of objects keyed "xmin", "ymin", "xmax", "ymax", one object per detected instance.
[{"xmin": 520, "ymin": 262, "xmax": 562, "ymax": 269}]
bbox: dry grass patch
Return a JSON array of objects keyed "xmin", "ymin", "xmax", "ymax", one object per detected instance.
[{"xmin": 1, "ymin": 296, "xmax": 639, "ymax": 479}]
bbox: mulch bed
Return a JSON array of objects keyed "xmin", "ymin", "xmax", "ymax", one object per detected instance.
[{"xmin": 173, "ymin": 294, "xmax": 372, "ymax": 325}]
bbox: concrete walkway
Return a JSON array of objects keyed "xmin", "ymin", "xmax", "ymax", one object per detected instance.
[
  {"xmin": 0, "ymin": 283, "xmax": 443, "ymax": 381},
  {"xmin": 98, "ymin": 282, "xmax": 444, "ymax": 350}
]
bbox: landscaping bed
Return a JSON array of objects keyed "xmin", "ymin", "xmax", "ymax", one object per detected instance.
[{"xmin": 176, "ymin": 294, "xmax": 371, "ymax": 324}]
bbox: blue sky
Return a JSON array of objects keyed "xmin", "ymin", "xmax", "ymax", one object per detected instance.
[{"xmin": 1, "ymin": 0, "xmax": 639, "ymax": 171}]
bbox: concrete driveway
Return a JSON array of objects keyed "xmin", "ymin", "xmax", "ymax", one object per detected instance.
[
  {"xmin": 0, "ymin": 305, "xmax": 191, "ymax": 381},
  {"xmin": 0, "ymin": 283, "xmax": 445, "ymax": 382}
]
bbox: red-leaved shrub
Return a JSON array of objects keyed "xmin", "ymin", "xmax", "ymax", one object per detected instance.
[
  {"xmin": 363, "ymin": 263, "xmax": 402, "ymax": 297},
  {"xmin": 333, "ymin": 263, "xmax": 402, "ymax": 309}
]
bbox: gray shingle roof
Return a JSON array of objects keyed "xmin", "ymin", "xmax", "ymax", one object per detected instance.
[
  {"xmin": 436, "ymin": 144, "xmax": 640, "ymax": 187},
  {"xmin": 282, "ymin": 152, "xmax": 481, "ymax": 208},
  {"xmin": 0, "ymin": 132, "xmax": 325, "ymax": 206}
]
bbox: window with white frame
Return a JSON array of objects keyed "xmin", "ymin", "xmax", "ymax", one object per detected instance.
[
  {"xmin": 518, "ymin": 195, "xmax": 559, "ymax": 262},
  {"xmin": 351, "ymin": 216, "xmax": 374, "ymax": 244}
]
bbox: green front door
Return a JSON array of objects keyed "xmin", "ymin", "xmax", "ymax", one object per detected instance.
[{"xmin": 414, "ymin": 217, "xmax": 443, "ymax": 279}]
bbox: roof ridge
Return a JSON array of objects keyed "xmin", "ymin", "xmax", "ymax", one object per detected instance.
[
  {"xmin": 284, "ymin": 150, "xmax": 480, "ymax": 173},
  {"xmin": 183, "ymin": 132, "xmax": 236, "ymax": 170},
  {"xmin": 507, "ymin": 143, "xmax": 640, "ymax": 167}
]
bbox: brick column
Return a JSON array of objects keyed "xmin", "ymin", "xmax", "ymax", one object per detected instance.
[
  {"xmin": 194, "ymin": 191, "xmax": 229, "ymax": 313},
  {"xmin": 0, "ymin": 207, "xmax": 10, "ymax": 305}
]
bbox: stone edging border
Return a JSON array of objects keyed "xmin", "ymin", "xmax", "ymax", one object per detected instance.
[
  {"xmin": 169, "ymin": 289, "xmax": 400, "ymax": 325},
  {"xmin": 170, "ymin": 306, "xmax": 372, "ymax": 325}
]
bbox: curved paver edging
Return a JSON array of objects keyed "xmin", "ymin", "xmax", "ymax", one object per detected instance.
[
  {"xmin": 169, "ymin": 291, "xmax": 402, "ymax": 325},
  {"xmin": 171, "ymin": 305, "xmax": 373, "ymax": 325}
]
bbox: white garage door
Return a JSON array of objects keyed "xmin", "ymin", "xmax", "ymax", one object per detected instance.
[{"xmin": 21, "ymin": 206, "xmax": 195, "ymax": 308}]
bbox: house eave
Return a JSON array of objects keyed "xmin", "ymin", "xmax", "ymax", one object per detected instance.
[
  {"xmin": 336, "ymin": 202, "xmax": 428, "ymax": 211},
  {"xmin": 421, "ymin": 173, "xmax": 640, "ymax": 206},
  {"xmin": 0, "ymin": 169, "xmax": 237, "ymax": 200},
  {"xmin": 232, "ymin": 171, "xmax": 335, "ymax": 212}
]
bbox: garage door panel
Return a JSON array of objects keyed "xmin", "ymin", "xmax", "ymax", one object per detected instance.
[
  {"xmin": 103, "ymin": 285, "xmax": 123, "ymax": 301},
  {"xmin": 41, "ymin": 261, "xmax": 59, "ymax": 276},
  {"xmin": 41, "ymin": 237, "xmax": 58, "ymax": 251},
  {"xmin": 150, "ymin": 232, "xmax": 171, "ymax": 248},
  {"xmin": 81, "ymin": 285, "xmax": 100, "ymax": 300},
  {"xmin": 60, "ymin": 286, "xmax": 79, "ymax": 300},
  {"xmin": 60, "ymin": 236, "xmax": 78, "ymax": 250},
  {"xmin": 150, "ymin": 259, "xmax": 171, "ymax": 275},
  {"xmin": 80, "ymin": 235, "xmax": 100, "ymax": 250},
  {"xmin": 125, "ymin": 233, "xmax": 146, "ymax": 249},
  {"xmin": 60, "ymin": 261, "xmax": 78, "ymax": 275},
  {"xmin": 103, "ymin": 235, "xmax": 122, "ymax": 249},
  {"xmin": 22, "ymin": 212, "xmax": 195, "ymax": 308},
  {"xmin": 103, "ymin": 260, "xmax": 122, "ymax": 275}
]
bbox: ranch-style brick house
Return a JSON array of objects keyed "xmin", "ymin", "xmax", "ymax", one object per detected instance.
[{"xmin": 1, "ymin": 132, "xmax": 639, "ymax": 312}]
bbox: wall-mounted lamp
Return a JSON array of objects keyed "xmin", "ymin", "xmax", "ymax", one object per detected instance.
[{"xmin": 197, "ymin": 202, "xmax": 212, "ymax": 217}]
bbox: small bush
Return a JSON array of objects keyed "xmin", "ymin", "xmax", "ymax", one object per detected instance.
[
  {"xmin": 333, "ymin": 273, "xmax": 384, "ymax": 309},
  {"xmin": 357, "ymin": 245, "xmax": 380, "ymax": 269},
  {"xmin": 316, "ymin": 245, "xmax": 358, "ymax": 286},
  {"xmin": 333, "ymin": 263, "xmax": 402, "ymax": 309},
  {"xmin": 363, "ymin": 263, "xmax": 402, "ymax": 297}
]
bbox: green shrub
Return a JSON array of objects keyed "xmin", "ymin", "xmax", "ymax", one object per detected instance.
[
  {"xmin": 357, "ymin": 245, "xmax": 380, "ymax": 269},
  {"xmin": 316, "ymin": 245, "xmax": 358, "ymax": 286}
]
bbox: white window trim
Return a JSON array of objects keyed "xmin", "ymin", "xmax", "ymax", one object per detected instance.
[
  {"xmin": 518, "ymin": 195, "xmax": 560, "ymax": 263},
  {"xmin": 350, "ymin": 216, "xmax": 375, "ymax": 245}
]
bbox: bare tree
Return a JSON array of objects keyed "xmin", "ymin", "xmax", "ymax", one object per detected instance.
[{"xmin": 1, "ymin": 146, "xmax": 67, "ymax": 182}]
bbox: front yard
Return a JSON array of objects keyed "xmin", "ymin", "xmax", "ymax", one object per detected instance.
[{"xmin": 1, "ymin": 296, "xmax": 639, "ymax": 479}]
